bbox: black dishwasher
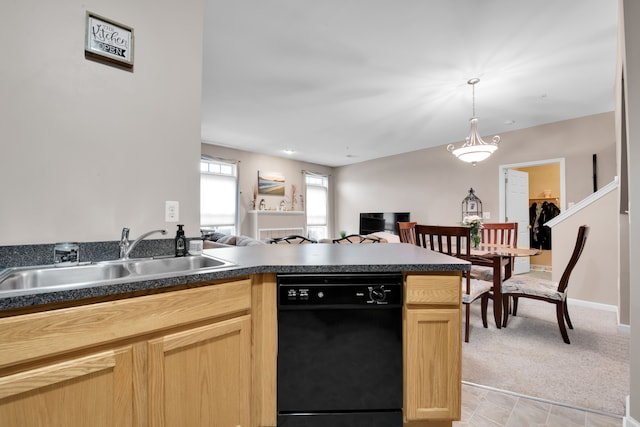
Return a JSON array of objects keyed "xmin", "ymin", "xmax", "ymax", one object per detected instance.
[{"xmin": 277, "ymin": 273, "xmax": 403, "ymax": 427}]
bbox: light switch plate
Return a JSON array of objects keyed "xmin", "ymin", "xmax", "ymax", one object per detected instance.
[
  {"xmin": 165, "ymin": 201, "xmax": 179, "ymax": 222},
  {"xmin": 482, "ymin": 212, "xmax": 491, "ymax": 220}
]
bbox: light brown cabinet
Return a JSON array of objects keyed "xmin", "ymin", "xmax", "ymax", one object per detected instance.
[
  {"xmin": 148, "ymin": 315, "xmax": 251, "ymax": 427},
  {"xmin": 404, "ymin": 273, "xmax": 462, "ymax": 426},
  {"xmin": 0, "ymin": 346, "xmax": 135, "ymax": 426},
  {"xmin": 0, "ymin": 279, "xmax": 252, "ymax": 427}
]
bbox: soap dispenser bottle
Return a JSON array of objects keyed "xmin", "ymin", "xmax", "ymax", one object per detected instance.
[{"xmin": 175, "ymin": 224, "xmax": 187, "ymax": 257}]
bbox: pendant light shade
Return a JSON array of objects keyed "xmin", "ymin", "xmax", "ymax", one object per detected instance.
[{"xmin": 447, "ymin": 78, "xmax": 501, "ymax": 166}]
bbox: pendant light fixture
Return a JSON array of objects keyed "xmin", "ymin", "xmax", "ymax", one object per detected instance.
[{"xmin": 447, "ymin": 78, "xmax": 500, "ymax": 166}]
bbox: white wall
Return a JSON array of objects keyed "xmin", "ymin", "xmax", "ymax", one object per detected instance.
[
  {"xmin": 550, "ymin": 189, "xmax": 619, "ymax": 306},
  {"xmin": 0, "ymin": 0, "xmax": 204, "ymax": 245}
]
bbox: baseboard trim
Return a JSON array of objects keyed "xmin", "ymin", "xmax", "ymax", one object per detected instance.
[
  {"xmin": 566, "ymin": 297, "xmax": 631, "ymax": 331},
  {"xmin": 624, "ymin": 415, "xmax": 640, "ymax": 427},
  {"xmin": 624, "ymin": 396, "xmax": 640, "ymax": 427},
  {"xmin": 566, "ymin": 297, "xmax": 617, "ymax": 312},
  {"xmin": 619, "ymin": 323, "xmax": 631, "ymax": 333},
  {"xmin": 526, "ymin": 271, "xmax": 629, "ymax": 331}
]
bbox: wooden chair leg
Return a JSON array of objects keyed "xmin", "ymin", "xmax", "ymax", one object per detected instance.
[
  {"xmin": 512, "ymin": 296, "xmax": 519, "ymax": 316},
  {"xmin": 502, "ymin": 294, "xmax": 510, "ymax": 327},
  {"xmin": 556, "ymin": 302, "xmax": 571, "ymax": 344},
  {"xmin": 464, "ymin": 303, "xmax": 470, "ymax": 343},
  {"xmin": 481, "ymin": 296, "xmax": 488, "ymax": 328},
  {"xmin": 563, "ymin": 301, "xmax": 574, "ymax": 330}
]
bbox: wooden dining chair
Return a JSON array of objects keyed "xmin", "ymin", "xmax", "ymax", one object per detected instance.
[
  {"xmin": 415, "ymin": 224, "xmax": 492, "ymax": 342},
  {"xmin": 397, "ymin": 221, "xmax": 417, "ymax": 245},
  {"xmin": 501, "ymin": 225, "xmax": 589, "ymax": 344},
  {"xmin": 470, "ymin": 222, "xmax": 518, "ymax": 282}
]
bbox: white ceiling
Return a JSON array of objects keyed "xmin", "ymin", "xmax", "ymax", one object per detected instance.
[{"xmin": 201, "ymin": 0, "xmax": 618, "ymax": 167}]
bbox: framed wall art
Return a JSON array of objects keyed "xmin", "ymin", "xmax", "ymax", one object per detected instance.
[
  {"xmin": 85, "ymin": 12, "xmax": 134, "ymax": 69},
  {"xmin": 258, "ymin": 171, "xmax": 285, "ymax": 196}
]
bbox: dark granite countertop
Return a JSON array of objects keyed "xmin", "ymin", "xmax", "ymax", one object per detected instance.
[{"xmin": 0, "ymin": 243, "xmax": 468, "ymax": 311}]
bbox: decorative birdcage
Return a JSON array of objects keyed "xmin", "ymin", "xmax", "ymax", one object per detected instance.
[{"xmin": 461, "ymin": 188, "xmax": 483, "ymax": 221}]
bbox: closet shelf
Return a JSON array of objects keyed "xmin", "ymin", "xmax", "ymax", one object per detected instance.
[{"xmin": 529, "ymin": 197, "xmax": 559, "ymax": 202}]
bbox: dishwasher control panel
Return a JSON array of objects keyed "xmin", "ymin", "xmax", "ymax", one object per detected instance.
[{"xmin": 277, "ymin": 273, "xmax": 403, "ymax": 307}]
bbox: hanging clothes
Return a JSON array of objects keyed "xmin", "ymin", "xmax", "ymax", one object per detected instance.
[
  {"xmin": 530, "ymin": 202, "xmax": 542, "ymax": 247},
  {"xmin": 529, "ymin": 201, "xmax": 560, "ymax": 250}
]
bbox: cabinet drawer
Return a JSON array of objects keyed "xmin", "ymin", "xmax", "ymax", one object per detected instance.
[
  {"xmin": 0, "ymin": 279, "xmax": 251, "ymax": 368},
  {"xmin": 405, "ymin": 274, "xmax": 461, "ymax": 305}
]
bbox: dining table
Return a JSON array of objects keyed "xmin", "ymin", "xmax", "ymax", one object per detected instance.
[{"xmin": 469, "ymin": 244, "xmax": 540, "ymax": 328}]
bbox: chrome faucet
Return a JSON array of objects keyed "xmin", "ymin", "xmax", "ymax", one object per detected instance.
[{"xmin": 119, "ymin": 227, "xmax": 167, "ymax": 260}]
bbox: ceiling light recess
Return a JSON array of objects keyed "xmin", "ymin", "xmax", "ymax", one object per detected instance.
[{"xmin": 447, "ymin": 78, "xmax": 501, "ymax": 166}]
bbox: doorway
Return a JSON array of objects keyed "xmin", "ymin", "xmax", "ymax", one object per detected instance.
[{"xmin": 498, "ymin": 158, "xmax": 566, "ymax": 273}]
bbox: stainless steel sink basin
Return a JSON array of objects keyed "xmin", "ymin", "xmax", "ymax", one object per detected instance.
[
  {"xmin": 0, "ymin": 255, "xmax": 235, "ymax": 297},
  {"xmin": 0, "ymin": 263, "xmax": 131, "ymax": 293},
  {"xmin": 124, "ymin": 255, "xmax": 231, "ymax": 276}
]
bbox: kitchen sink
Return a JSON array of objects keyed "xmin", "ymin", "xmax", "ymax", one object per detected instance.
[
  {"xmin": 0, "ymin": 255, "xmax": 235, "ymax": 297},
  {"xmin": 124, "ymin": 255, "xmax": 230, "ymax": 276},
  {"xmin": 0, "ymin": 263, "xmax": 131, "ymax": 293}
]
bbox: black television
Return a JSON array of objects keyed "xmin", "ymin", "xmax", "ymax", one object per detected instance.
[{"xmin": 359, "ymin": 212, "xmax": 410, "ymax": 236}]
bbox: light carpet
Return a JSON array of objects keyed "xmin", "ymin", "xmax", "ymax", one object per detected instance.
[{"xmin": 462, "ymin": 297, "xmax": 629, "ymax": 416}]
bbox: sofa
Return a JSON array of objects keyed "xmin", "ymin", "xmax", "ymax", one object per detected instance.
[{"xmin": 202, "ymin": 232, "xmax": 266, "ymax": 248}]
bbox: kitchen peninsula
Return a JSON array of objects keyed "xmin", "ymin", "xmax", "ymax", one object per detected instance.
[{"xmin": 0, "ymin": 243, "xmax": 467, "ymax": 426}]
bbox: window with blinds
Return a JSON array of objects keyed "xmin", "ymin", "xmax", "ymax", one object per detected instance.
[
  {"xmin": 200, "ymin": 158, "xmax": 238, "ymax": 235},
  {"xmin": 305, "ymin": 173, "xmax": 328, "ymax": 240}
]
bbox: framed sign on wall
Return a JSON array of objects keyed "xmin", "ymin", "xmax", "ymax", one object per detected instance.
[{"xmin": 85, "ymin": 12, "xmax": 134, "ymax": 69}]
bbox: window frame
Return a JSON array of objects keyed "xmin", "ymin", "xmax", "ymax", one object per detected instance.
[
  {"xmin": 304, "ymin": 172, "xmax": 329, "ymax": 240},
  {"xmin": 200, "ymin": 157, "xmax": 239, "ymax": 235}
]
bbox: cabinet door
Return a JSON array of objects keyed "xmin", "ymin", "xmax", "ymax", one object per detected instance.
[
  {"xmin": 0, "ymin": 347, "xmax": 133, "ymax": 427},
  {"xmin": 404, "ymin": 308, "xmax": 461, "ymax": 421},
  {"xmin": 148, "ymin": 315, "xmax": 251, "ymax": 427}
]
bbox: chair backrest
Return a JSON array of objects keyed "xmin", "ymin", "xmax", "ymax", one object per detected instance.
[
  {"xmin": 415, "ymin": 224, "xmax": 472, "ymax": 296},
  {"xmin": 557, "ymin": 225, "xmax": 590, "ymax": 293},
  {"xmin": 481, "ymin": 222, "xmax": 518, "ymax": 267},
  {"xmin": 415, "ymin": 225, "xmax": 471, "ymax": 262},
  {"xmin": 397, "ymin": 221, "xmax": 417, "ymax": 245},
  {"xmin": 332, "ymin": 234, "xmax": 382, "ymax": 244},
  {"xmin": 480, "ymin": 222, "xmax": 518, "ymax": 248},
  {"xmin": 269, "ymin": 235, "xmax": 317, "ymax": 244}
]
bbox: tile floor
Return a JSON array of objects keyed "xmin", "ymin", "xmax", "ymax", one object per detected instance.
[{"xmin": 454, "ymin": 383, "xmax": 623, "ymax": 427}]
